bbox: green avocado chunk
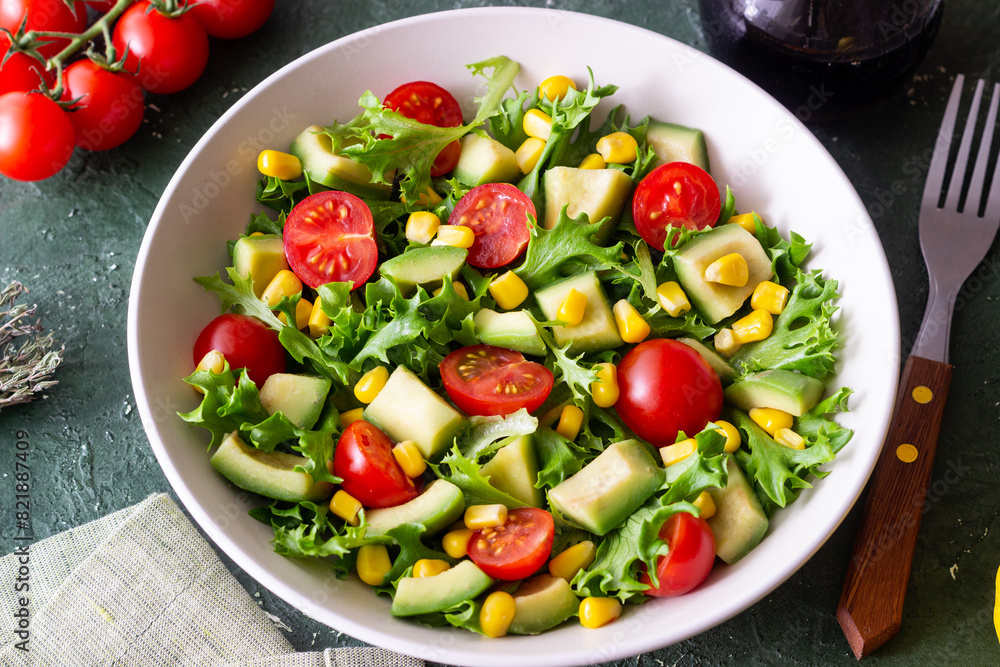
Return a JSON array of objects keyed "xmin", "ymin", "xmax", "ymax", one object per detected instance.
[
  {"xmin": 724, "ymin": 369, "xmax": 824, "ymax": 416},
  {"xmin": 363, "ymin": 366, "xmax": 468, "ymax": 460},
  {"xmin": 258, "ymin": 373, "xmax": 331, "ymax": 430},
  {"xmin": 646, "ymin": 119, "xmax": 710, "ymax": 171},
  {"xmin": 672, "ymin": 224, "xmax": 772, "ymax": 324},
  {"xmin": 534, "ymin": 271, "xmax": 623, "ymax": 355},
  {"xmin": 543, "ymin": 166, "xmax": 633, "ymax": 243},
  {"xmin": 379, "ymin": 246, "xmax": 467, "ymax": 296},
  {"xmin": 548, "ymin": 439, "xmax": 664, "ymax": 536},
  {"xmin": 707, "ymin": 457, "xmax": 769, "ymax": 564},
  {"xmin": 480, "ymin": 435, "xmax": 544, "ymax": 507},
  {"xmin": 210, "ymin": 431, "xmax": 333, "ymax": 503},
  {"xmin": 364, "ymin": 479, "xmax": 465, "ymax": 538},
  {"xmin": 473, "ymin": 308, "xmax": 546, "ymax": 357},
  {"xmin": 289, "ymin": 125, "xmax": 390, "ymax": 200},
  {"xmin": 453, "ymin": 133, "xmax": 519, "ymax": 186},
  {"xmin": 509, "ymin": 574, "xmax": 580, "ymax": 635},
  {"xmin": 391, "ymin": 560, "xmax": 493, "ymax": 617},
  {"xmin": 232, "ymin": 234, "xmax": 288, "ymax": 298}
]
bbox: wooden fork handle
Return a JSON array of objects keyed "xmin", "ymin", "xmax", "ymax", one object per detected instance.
[{"xmin": 837, "ymin": 355, "xmax": 952, "ymax": 659}]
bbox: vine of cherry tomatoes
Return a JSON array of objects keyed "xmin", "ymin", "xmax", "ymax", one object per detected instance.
[{"xmin": 0, "ymin": 0, "xmax": 276, "ymax": 182}]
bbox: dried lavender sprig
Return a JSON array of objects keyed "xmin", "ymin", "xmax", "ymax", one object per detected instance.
[{"xmin": 0, "ymin": 282, "xmax": 63, "ymax": 410}]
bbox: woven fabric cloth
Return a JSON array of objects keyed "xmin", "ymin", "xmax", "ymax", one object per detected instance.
[{"xmin": 0, "ymin": 493, "xmax": 423, "ymax": 667}]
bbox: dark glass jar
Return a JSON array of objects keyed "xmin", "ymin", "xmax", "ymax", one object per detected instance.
[{"xmin": 699, "ymin": 0, "xmax": 944, "ymax": 121}]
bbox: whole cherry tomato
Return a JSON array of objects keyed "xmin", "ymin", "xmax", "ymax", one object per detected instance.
[
  {"xmin": 0, "ymin": 37, "xmax": 52, "ymax": 95},
  {"xmin": 112, "ymin": 1, "xmax": 209, "ymax": 95},
  {"xmin": 62, "ymin": 60, "xmax": 144, "ymax": 151},
  {"xmin": 0, "ymin": 0, "xmax": 87, "ymax": 58},
  {"xmin": 0, "ymin": 91, "xmax": 75, "ymax": 181},
  {"xmin": 192, "ymin": 313, "xmax": 285, "ymax": 386},
  {"xmin": 190, "ymin": 0, "xmax": 276, "ymax": 39},
  {"xmin": 640, "ymin": 511, "xmax": 716, "ymax": 597}
]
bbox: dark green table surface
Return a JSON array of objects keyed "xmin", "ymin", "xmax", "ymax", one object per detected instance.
[{"xmin": 2, "ymin": 1, "xmax": 998, "ymax": 665}]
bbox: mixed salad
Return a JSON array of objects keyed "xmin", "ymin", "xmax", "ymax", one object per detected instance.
[{"xmin": 180, "ymin": 56, "xmax": 852, "ymax": 637}]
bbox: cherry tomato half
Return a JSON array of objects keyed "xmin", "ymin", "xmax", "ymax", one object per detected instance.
[
  {"xmin": 0, "ymin": 91, "xmax": 75, "ymax": 181},
  {"xmin": 632, "ymin": 162, "xmax": 722, "ymax": 251},
  {"xmin": 61, "ymin": 60, "xmax": 144, "ymax": 151},
  {"xmin": 112, "ymin": 1, "xmax": 209, "ymax": 95},
  {"xmin": 0, "ymin": 0, "xmax": 87, "ymax": 58},
  {"xmin": 383, "ymin": 80, "xmax": 463, "ymax": 177},
  {"xmin": 640, "ymin": 511, "xmax": 716, "ymax": 597},
  {"xmin": 0, "ymin": 37, "xmax": 53, "ymax": 95},
  {"xmin": 332, "ymin": 420, "xmax": 421, "ymax": 509},
  {"xmin": 283, "ymin": 190, "xmax": 378, "ymax": 290},
  {"xmin": 615, "ymin": 338, "xmax": 722, "ymax": 447},
  {"xmin": 192, "ymin": 313, "xmax": 285, "ymax": 386},
  {"xmin": 447, "ymin": 183, "xmax": 534, "ymax": 269},
  {"xmin": 467, "ymin": 507, "xmax": 554, "ymax": 580},
  {"xmin": 190, "ymin": 0, "xmax": 275, "ymax": 39},
  {"xmin": 440, "ymin": 345, "xmax": 554, "ymax": 417}
]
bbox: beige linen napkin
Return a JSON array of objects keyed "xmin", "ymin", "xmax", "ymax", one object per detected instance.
[{"xmin": 0, "ymin": 493, "xmax": 423, "ymax": 667}]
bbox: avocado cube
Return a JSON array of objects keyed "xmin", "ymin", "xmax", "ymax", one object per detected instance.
[
  {"xmin": 509, "ymin": 574, "xmax": 580, "ymax": 635},
  {"xmin": 289, "ymin": 125, "xmax": 390, "ymax": 200},
  {"xmin": 364, "ymin": 479, "xmax": 465, "ymax": 538},
  {"xmin": 453, "ymin": 133, "xmax": 519, "ymax": 186},
  {"xmin": 210, "ymin": 431, "xmax": 333, "ymax": 503},
  {"xmin": 707, "ymin": 458, "xmax": 769, "ymax": 564},
  {"xmin": 391, "ymin": 560, "xmax": 493, "ymax": 617},
  {"xmin": 646, "ymin": 119, "xmax": 710, "ymax": 171},
  {"xmin": 473, "ymin": 308, "xmax": 546, "ymax": 357},
  {"xmin": 534, "ymin": 272, "xmax": 623, "ymax": 355},
  {"xmin": 724, "ymin": 369, "xmax": 824, "ymax": 417},
  {"xmin": 378, "ymin": 246, "xmax": 467, "ymax": 296},
  {"xmin": 480, "ymin": 435, "xmax": 544, "ymax": 507},
  {"xmin": 548, "ymin": 439, "xmax": 664, "ymax": 536},
  {"xmin": 543, "ymin": 166, "xmax": 633, "ymax": 243},
  {"xmin": 258, "ymin": 373, "xmax": 332, "ymax": 430},
  {"xmin": 232, "ymin": 234, "xmax": 288, "ymax": 298}
]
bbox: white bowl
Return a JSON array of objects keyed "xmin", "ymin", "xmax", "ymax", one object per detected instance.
[{"xmin": 127, "ymin": 8, "xmax": 899, "ymax": 666}]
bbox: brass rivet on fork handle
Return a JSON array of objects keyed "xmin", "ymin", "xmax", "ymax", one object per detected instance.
[{"xmin": 837, "ymin": 75, "xmax": 1000, "ymax": 660}]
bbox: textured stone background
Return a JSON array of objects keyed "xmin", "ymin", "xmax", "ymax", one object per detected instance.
[{"xmin": 1, "ymin": 0, "xmax": 998, "ymax": 665}]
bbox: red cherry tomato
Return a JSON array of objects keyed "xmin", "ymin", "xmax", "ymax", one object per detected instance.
[
  {"xmin": 61, "ymin": 60, "xmax": 144, "ymax": 151},
  {"xmin": 615, "ymin": 338, "xmax": 722, "ymax": 447},
  {"xmin": 189, "ymin": 0, "xmax": 275, "ymax": 39},
  {"xmin": 440, "ymin": 345, "xmax": 554, "ymax": 417},
  {"xmin": 0, "ymin": 0, "xmax": 87, "ymax": 58},
  {"xmin": 447, "ymin": 183, "xmax": 534, "ymax": 269},
  {"xmin": 383, "ymin": 80, "xmax": 463, "ymax": 177},
  {"xmin": 112, "ymin": 1, "xmax": 209, "ymax": 94},
  {"xmin": 283, "ymin": 190, "xmax": 378, "ymax": 290},
  {"xmin": 0, "ymin": 37, "xmax": 52, "ymax": 95},
  {"xmin": 192, "ymin": 313, "xmax": 285, "ymax": 386},
  {"xmin": 332, "ymin": 420, "xmax": 420, "ymax": 509},
  {"xmin": 85, "ymin": 0, "xmax": 117, "ymax": 11},
  {"xmin": 467, "ymin": 507, "xmax": 554, "ymax": 580},
  {"xmin": 632, "ymin": 162, "xmax": 721, "ymax": 251},
  {"xmin": 640, "ymin": 512, "xmax": 716, "ymax": 597},
  {"xmin": 0, "ymin": 91, "xmax": 75, "ymax": 181}
]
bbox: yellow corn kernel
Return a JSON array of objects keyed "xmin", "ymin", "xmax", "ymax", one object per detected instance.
[
  {"xmin": 196, "ymin": 349, "xmax": 226, "ymax": 375},
  {"xmin": 596, "ymin": 131, "xmax": 638, "ymax": 164},
  {"xmin": 257, "ymin": 149, "xmax": 302, "ymax": 180},
  {"xmin": 549, "ymin": 540, "xmax": 596, "ymax": 582},
  {"xmin": 751, "ymin": 280, "xmax": 790, "ymax": 315},
  {"xmin": 515, "ymin": 136, "xmax": 546, "ymax": 173},
  {"xmin": 557, "ymin": 288, "xmax": 588, "ymax": 326},
  {"xmin": 432, "ymin": 224, "xmax": 475, "ymax": 249},
  {"xmin": 464, "ymin": 504, "xmax": 508, "ymax": 530},
  {"xmin": 612, "ymin": 299, "xmax": 650, "ymax": 344},
  {"xmin": 489, "ymin": 271, "xmax": 529, "ymax": 310},
  {"xmin": 262, "ymin": 269, "xmax": 303, "ymax": 307},
  {"xmin": 590, "ymin": 362, "xmax": 619, "ymax": 408},
  {"xmin": 578, "ymin": 153, "xmax": 606, "ymax": 170},
  {"xmin": 692, "ymin": 491, "xmax": 717, "ymax": 520},
  {"xmin": 356, "ymin": 544, "xmax": 392, "ymax": 586},
  {"xmin": 714, "ymin": 419, "xmax": 742, "ymax": 454},
  {"xmin": 329, "ymin": 489, "xmax": 363, "ymax": 526},
  {"xmin": 539, "ymin": 75, "xmax": 577, "ymax": 102},
  {"xmin": 656, "ymin": 281, "xmax": 692, "ymax": 317},
  {"xmin": 432, "ymin": 281, "xmax": 469, "ymax": 300},
  {"xmin": 399, "ymin": 186, "xmax": 443, "ymax": 207},
  {"xmin": 729, "ymin": 212, "xmax": 758, "ymax": 234},
  {"xmin": 555, "ymin": 405, "xmax": 584, "ymax": 441},
  {"xmin": 539, "ymin": 401, "xmax": 568, "ymax": 428},
  {"xmin": 714, "ymin": 328, "xmax": 742, "ymax": 357},
  {"xmin": 392, "ymin": 440, "xmax": 427, "ymax": 478},
  {"xmin": 405, "ymin": 211, "xmax": 441, "ymax": 245},
  {"xmin": 308, "ymin": 298, "xmax": 331, "ymax": 338},
  {"xmin": 704, "ymin": 253, "xmax": 749, "ymax": 287},
  {"xmin": 249, "ymin": 231, "xmax": 264, "ymax": 237},
  {"xmin": 523, "ymin": 108, "xmax": 553, "ymax": 140},
  {"xmin": 774, "ymin": 427, "xmax": 806, "ymax": 450},
  {"xmin": 412, "ymin": 558, "xmax": 450, "ymax": 578},
  {"xmin": 749, "ymin": 407, "xmax": 793, "ymax": 436},
  {"xmin": 579, "ymin": 597, "xmax": 622, "ymax": 629},
  {"xmin": 732, "ymin": 309, "xmax": 774, "ymax": 343},
  {"xmin": 354, "ymin": 366, "xmax": 389, "ymax": 404},
  {"xmin": 480, "ymin": 591, "xmax": 516, "ymax": 638},
  {"xmin": 442, "ymin": 528, "xmax": 474, "ymax": 559},
  {"xmin": 339, "ymin": 407, "xmax": 364, "ymax": 430},
  {"xmin": 278, "ymin": 298, "xmax": 312, "ymax": 330},
  {"xmin": 660, "ymin": 438, "xmax": 697, "ymax": 467}
]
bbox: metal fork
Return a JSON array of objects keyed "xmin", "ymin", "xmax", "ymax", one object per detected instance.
[{"xmin": 838, "ymin": 75, "xmax": 1000, "ymax": 660}]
